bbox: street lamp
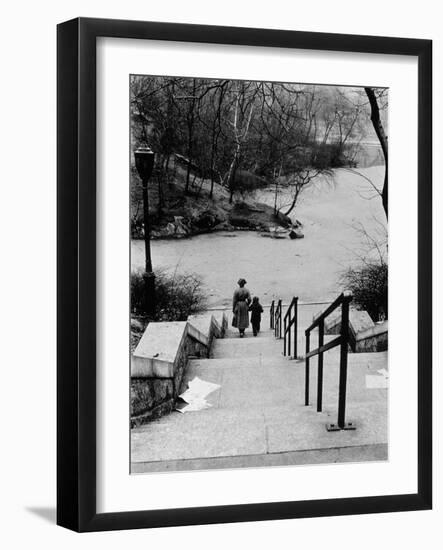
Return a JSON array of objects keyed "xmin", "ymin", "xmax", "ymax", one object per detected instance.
[{"xmin": 134, "ymin": 145, "xmax": 156, "ymax": 317}]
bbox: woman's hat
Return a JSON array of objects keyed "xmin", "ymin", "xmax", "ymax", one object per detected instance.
[{"xmin": 237, "ymin": 278, "xmax": 247, "ymax": 285}]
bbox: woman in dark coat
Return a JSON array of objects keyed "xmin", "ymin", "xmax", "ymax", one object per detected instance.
[{"xmin": 232, "ymin": 278, "xmax": 251, "ymax": 337}]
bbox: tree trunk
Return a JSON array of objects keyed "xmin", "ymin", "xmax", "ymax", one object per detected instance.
[
  {"xmin": 283, "ymin": 188, "xmax": 300, "ymax": 217},
  {"xmin": 365, "ymin": 87, "xmax": 388, "ymax": 219},
  {"xmin": 227, "ymin": 152, "xmax": 240, "ymax": 204},
  {"xmin": 273, "ymin": 179, "xmax": 279, "ymax": 215}
]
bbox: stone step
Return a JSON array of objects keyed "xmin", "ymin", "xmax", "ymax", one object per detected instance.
[
  {"xmin": 132, "ymin": 349, "xmax": 388, "ymax": 467},
  {"xmin": 223, "ymin": 329, "xmax": 275, "ymax": 339},
  {"xmin": 132, "ymin": 444, "xmax": 388, "ymax": 473},
  {"xmin": 189, "ymin": 355, "xmax": 294, "ymax": 370},
  {"xmin": 212, "ymin": 333, "xmax": 338, "ymax": 358},
  {"xmin": 210, "ymin": 339, "xmax": 283, "ymax": 358},
  {"xmin": 193, "ymin": 350, "xmax": 387, "ymax": 370},
  {"xmin": 188, "ymin": 352, "xmax": 388, "ymax": 402}
]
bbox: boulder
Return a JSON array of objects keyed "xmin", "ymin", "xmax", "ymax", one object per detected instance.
[
  {"xmin": 174, "ymin": 216, "xmax": 190, "ymax": 236},
  {"xmin": 192, "ymin": 210, "xmax": 221, "ymax": 230},
  {"xmin": 164, "ymin": 222, "xmax": 176, "ymax": 236},
  {"xmin": 289, "ymin": 228, "xmax": 304, "ymax": 239},
  {"xmin": 131, "ymin": 318, "xmax": 144, "ymax": 332},
  {"xmin": 229, "ymin": 215, "xmax": 257, "ymax": 229},
  {"xmin": 268, "ymin": 226, "xmax": 288, "ymax": 238},
  {"xmin": 273, "ymin": 211, "xmax": 292, "ymax": 227},
  {"xmin": 213, "ymin": 221, "xmax": 235, "ymax": 231}
]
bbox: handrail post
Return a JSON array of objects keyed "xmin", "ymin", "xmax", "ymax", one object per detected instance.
[
  {"xmin": 337, "ymin": 296, "xmax": 350, "ymax": 428},
  {"xmin": 294, "ymin": 297, "xmax": 298, "ymax": 359},
  {"xmin": 270, "ymin": 301, "xmax": 274, "ymax": 330},
  {"xmin": 279, "ymin": 300, "xmax": 282, "ymax": 339},
  {"xmin": 287, "ymin": 306, "xmax": 291, "ymax": 357},
  {"xmin": 284, "ymin": 316, "xmax": 287, "ymax": 355},
  {"xmin": 274, "ymin": 305, "xmax": 277, "ymax": 338},
  {"xmin": 305, "ymin": 331, "xmax": 310, "ymax": 405},
  {"xmin": 317, "ymin": 318, "xmax": 324, "ymax": 412}
]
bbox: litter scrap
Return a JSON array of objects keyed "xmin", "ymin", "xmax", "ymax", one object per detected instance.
[{"xmin": 176, "ymin": 377, "xmax": 221, "ymax": 413}]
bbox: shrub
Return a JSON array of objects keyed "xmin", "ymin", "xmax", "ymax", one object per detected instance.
[
  {"xmin": 311, "ymin": 142, "xmax": 357, "ymax": 169},
  {"xmin": 131, "ymin": 269, "xmax": 206, "ymax": 321},
  {"xmin": 342, "ymin": 261, "xmax": 388, "ymax": 322}
]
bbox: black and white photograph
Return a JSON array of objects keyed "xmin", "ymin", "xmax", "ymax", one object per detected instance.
[
  {"xmin": 129, "ymin": 75, "xmax": 389, "ymax": 474},
  {"xmin": 0, "ymin": 0, "xmax": 437, "ymax": 543}
]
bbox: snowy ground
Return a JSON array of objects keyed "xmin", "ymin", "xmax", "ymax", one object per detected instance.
[{"xmin": 131, "ymin": 166, "xmax": 386, "ymax": 307}]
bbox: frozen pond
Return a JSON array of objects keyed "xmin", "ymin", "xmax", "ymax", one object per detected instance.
[{"xmin": 131, "ymin": 166, "xmax": 386, "ymax": 307}]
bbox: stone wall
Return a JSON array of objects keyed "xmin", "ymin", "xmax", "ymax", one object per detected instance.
[
  {"xmin": 323, "ymin": 308, "xmax": 386, "ymax": 353},
  {"xmin": 131, "ymin": 333, "xmax": 209, "ymax": 426},
  {"xmin": 354, "ymin": 321, "xmax": 388, "ymax": 352},
  {"xmin": 130, "ymin": 312, "xmax": 227, "ymax": 427}
]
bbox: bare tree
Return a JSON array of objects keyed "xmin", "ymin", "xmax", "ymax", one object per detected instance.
[
  {"xmin": 130, "ymin": 76, "xmax": 380, "ymax": 227},
  {"xmin": 364, "ymin": 87, "xmax": 388, "ymax": 218},
  {"xmin": 225, "ymin": 81, "xmax": 261, "ymax": 203}
]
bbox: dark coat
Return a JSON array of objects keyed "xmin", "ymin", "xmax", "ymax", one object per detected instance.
[
  {"xmin": 232, "ymin": 287, "xmax": 251, "ymax": 329},
  {"xmin": 249, "ymin": 302, "xmax": 263, "ymax": 323}
]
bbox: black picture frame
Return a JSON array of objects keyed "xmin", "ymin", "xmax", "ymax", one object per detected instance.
[{"xmin": 57, "ymin": 17, "xmax": 432, "ymax": 532}]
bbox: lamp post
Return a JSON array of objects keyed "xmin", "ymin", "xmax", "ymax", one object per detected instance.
[{"xmin": 134, "ymin": 145, "xmax": 156, "ymax": 317}]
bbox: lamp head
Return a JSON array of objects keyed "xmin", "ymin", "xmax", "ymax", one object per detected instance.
[{"xmin": 134, "ymin": 145, "xmax": 155, "ymax": 180}]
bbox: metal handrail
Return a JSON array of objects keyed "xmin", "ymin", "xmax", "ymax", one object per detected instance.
[
  {"xmin": 270, "ymin": 300, "xmax": 275, "ymax": 330},
  {"xmin": 274, "ymin": 299, "xmax": 282, "ymax": 338},
  {"xmin": 304, "ymin": 291, "xmax": 355, "ymax": 431},
  {"xmin": 305, "ymin": 291, "xmax": 349, "ymax": 333},
  {"xmin": 283, "ymin": 296, "xmax": 298, "ymax": 359}
]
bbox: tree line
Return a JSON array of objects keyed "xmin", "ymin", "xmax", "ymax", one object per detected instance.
[{"xmin": 131, "ymin": 76, "xmax": 388, "ymax": 218}]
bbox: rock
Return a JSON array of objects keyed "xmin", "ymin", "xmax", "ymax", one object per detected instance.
[
  {"xmin": 131, "ymin": 318, "xmax": 144, "ymax": 332},
  {"xmin": 229, "ymin": 215, "xmax": 258, "ymax": 229},
  {"xmin": 268, "ymin": 226, "xmax": 288, "ymax": 238},
  {"xmin": 228, "ymin": 215, "xmax": 248, "ymax": 227},
  {"xmin": 213, "ymin": 221, "xmax": 234, "ymax": 231},
  {"xmin": 165, "ymin": 222, "xmax": 176, "ymax": 236},
  {"xmin": 256, "ymin": 222, "xmax": 270, "ymax": 231},
  {"xmin": 192, "ymin": 210, "xmax": 221, "ymax": 230},
  {"xmin": 174, "ymin": 216, "xmax": 190, "ymax": 236},
  {"xmin": 273, "ymin": 211, "xmax": 292, "ymax": 227},
  {"xmin": 289, "ymin": 229, "xmax": 304, "ymax": 239}
]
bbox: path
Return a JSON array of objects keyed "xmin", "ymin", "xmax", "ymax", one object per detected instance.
[{"xmin": 131, "ymin": 304, "xmax": 388, "ymax": 473}]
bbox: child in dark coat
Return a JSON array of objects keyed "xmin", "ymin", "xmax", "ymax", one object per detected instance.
[{"xmin": 249, "ymin": 296, "xmax": 264, "ymax": 336}]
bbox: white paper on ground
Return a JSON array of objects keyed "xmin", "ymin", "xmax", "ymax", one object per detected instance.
[
  {"xmin": 377, "ymin": 368, "xmax": 389, "ymax": 379},
  {"xmin": 176, "ymin": 377, "xmax": 221, "ymax": 413},
  {"xmin": 366, "ymin": 374, "xmax": 389, "ymax": 389},
  {"xmin": 177, "ymin": 399, "xmax": 213, "ymax": 413}
]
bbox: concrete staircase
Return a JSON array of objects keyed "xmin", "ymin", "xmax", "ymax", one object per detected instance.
[{"xmin": 131, "ymin": 306, "xmax": 388, "ymax": 473}]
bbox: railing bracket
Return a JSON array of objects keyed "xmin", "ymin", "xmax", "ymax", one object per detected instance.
[{"xmin": 326, "ymin": 421, "xmax": 357, "ymax": 432}]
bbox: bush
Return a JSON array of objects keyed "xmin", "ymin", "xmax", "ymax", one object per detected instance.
[
  {"xmin": 131, "ymin": 269, "xmax": 206, "ymax": 321},
  {"xmin": 342, "ymin": 261, "xmax": 388, "ymax": 322},
  {"xmin": 311, "ymin": 142, "xmax": 357, "ymax": 169}
]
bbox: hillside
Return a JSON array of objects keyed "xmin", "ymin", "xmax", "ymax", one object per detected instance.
[{"xmin": 131, "ymin": 163, "xmax": 292, "ymax": 239}]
